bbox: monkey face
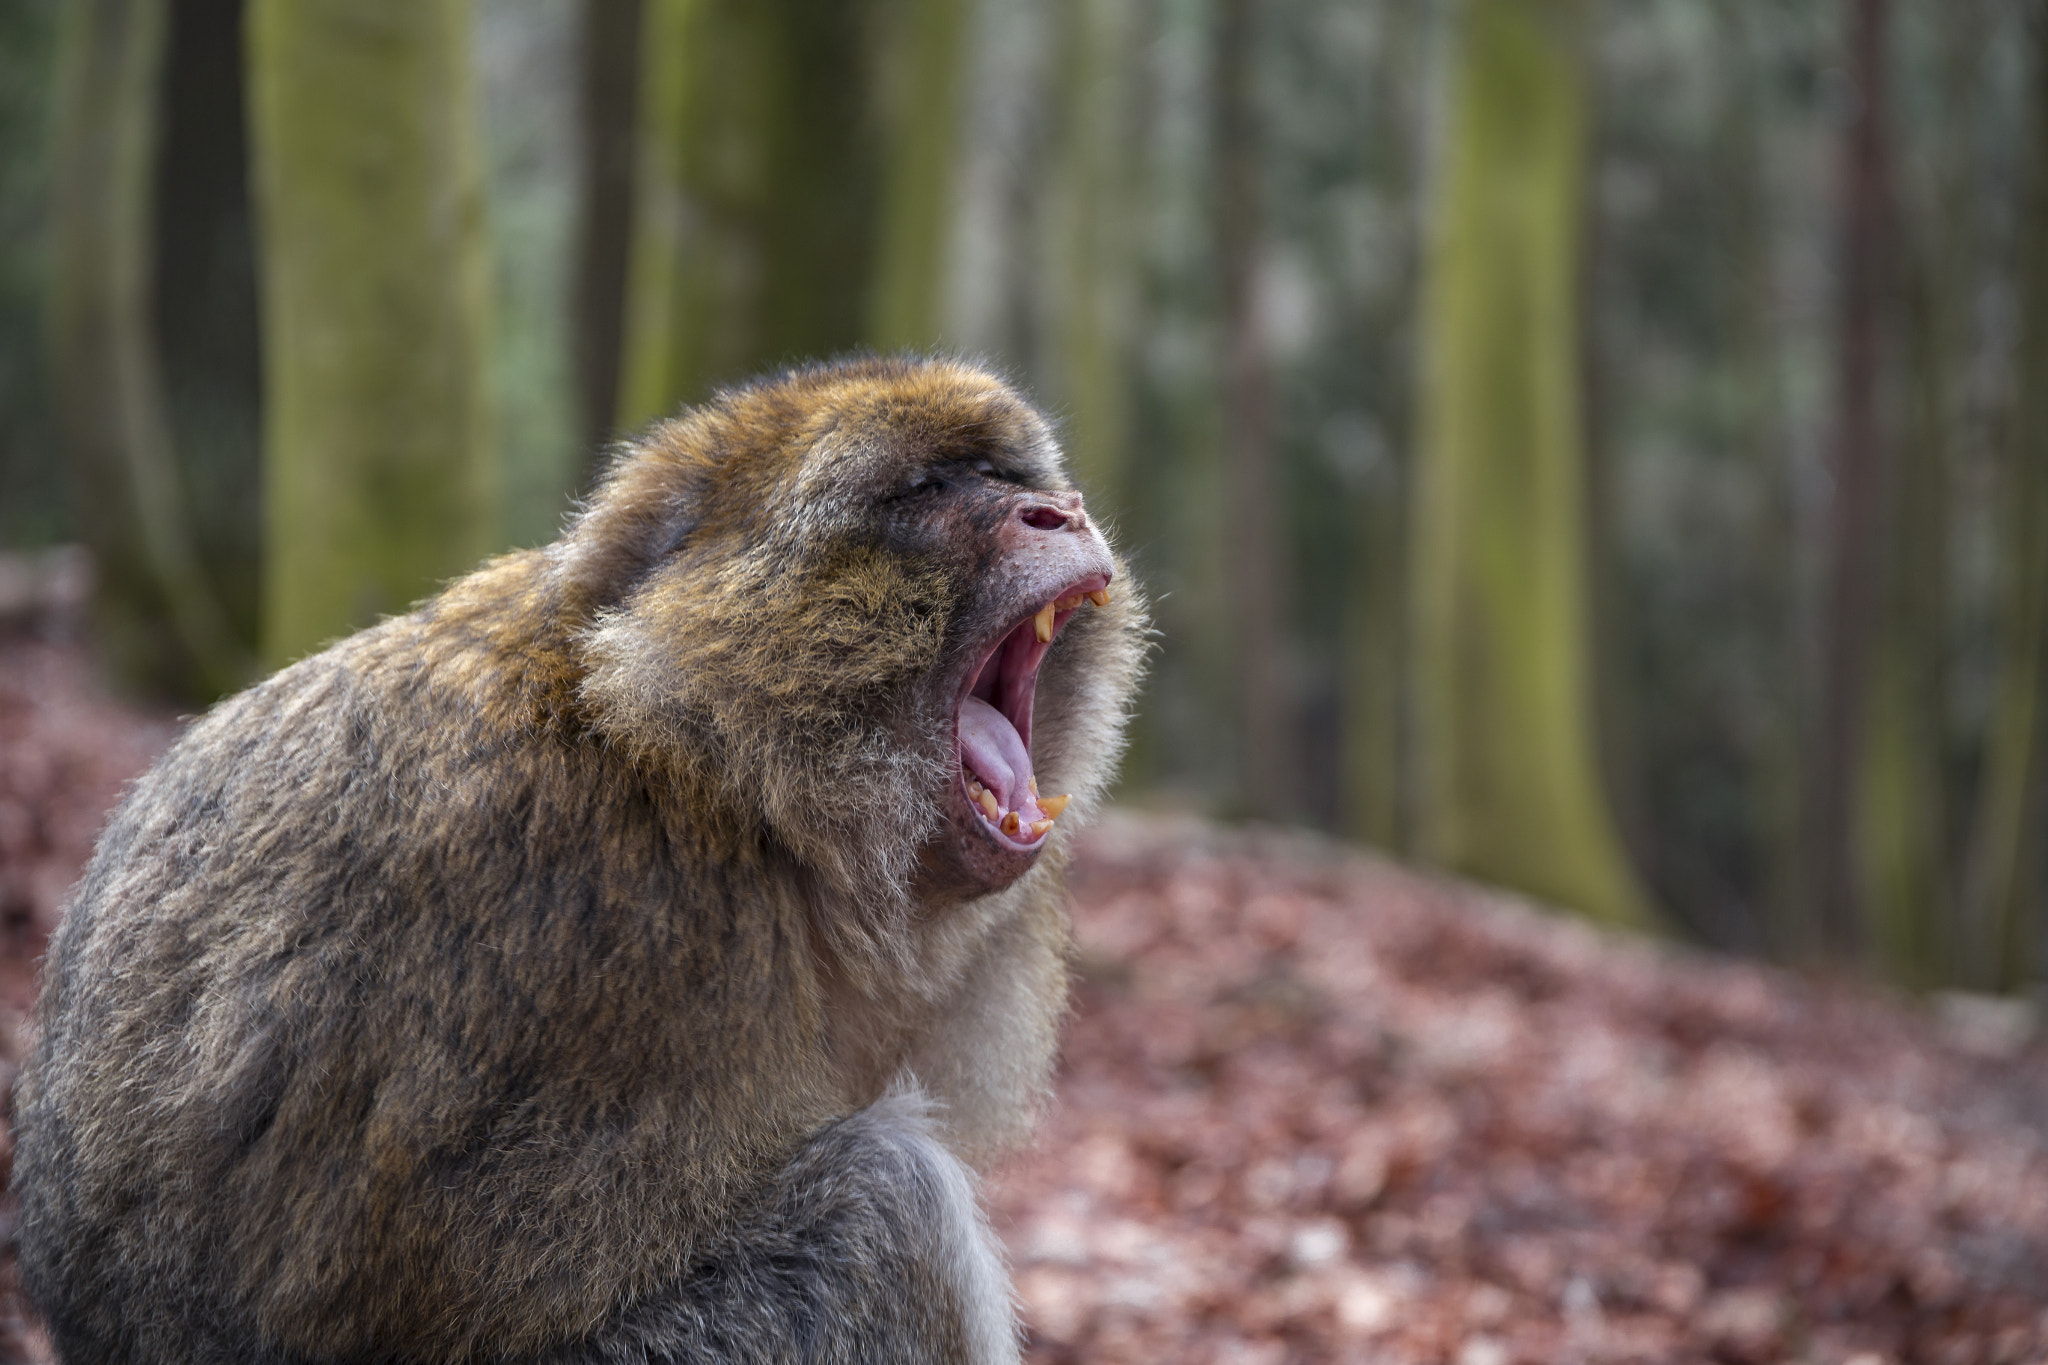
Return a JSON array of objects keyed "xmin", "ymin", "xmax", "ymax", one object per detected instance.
[{"xmin": 573, "ymin": 358, "xmax": 1143, "ymax": 907}]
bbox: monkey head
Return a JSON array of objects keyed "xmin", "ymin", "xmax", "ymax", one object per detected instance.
[{"xmin": 568, "ymin": 357, "xmax": 1145, "ymax": 913}]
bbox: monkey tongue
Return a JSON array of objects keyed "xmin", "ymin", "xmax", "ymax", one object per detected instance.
[{"xmin": 959, "ymin": 694, "xmax": 1039, "ymax": 817}]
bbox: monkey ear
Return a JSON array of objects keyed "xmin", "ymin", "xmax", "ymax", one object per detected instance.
[
  {"xmin": 578, "ymin": 543, "xmax": 957, "ymax": 908},
  {"xmin": 553, "ymin": 424, "xmax": 712, "ymax": 617},
  {"xmin": 649, "ymin": 514, "xmax": 698, "ymax": 560}
]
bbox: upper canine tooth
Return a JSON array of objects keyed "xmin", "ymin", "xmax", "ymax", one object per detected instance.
[
  {"xmin": 1033, "ymin": 604, "xmax": 1056, "ymax": 642},
  {"xmin": 1086, "ymin": 588, "xmax": 1110, "ymax": 607},
  {"xmin": 1037, "ymin": 794, "xmax": 1070, "ymax": 819}
]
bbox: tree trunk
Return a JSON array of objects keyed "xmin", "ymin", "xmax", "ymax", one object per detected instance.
[
  {"xmin": 1043, "ymin": 0, "xmax": 1139, "ymax": 511},
  {"xmin": 615, "ymin": 0, "xmax": 881, "ymax": 429},
  {"xmin": 1707, "ymin": 0, "xmax": 1805, "ymax": 958},
  {"xmin": 1343, "ymin": 1, "xmax": 1426, "ymax": 852},
  {"xmin": 1410, "ymin": 0, "xmax": 1649, "ymax": 928},
  {"xmin": 1213, "ymin": 0, "xmax": 1292, "ymax": 821},
  {"xmin": 47, "ymin": 0, "xmax": 249, "ymax": 699},
  {"xmin": 1858, "ymin": 282, "xmax": 1950, "ymax": 985},
  {"xmin": 247, "ymin": 0, "xmax": 499, "ymax": 667},
  {"xmin": 1859, "ymin": 0, "xmax": 1985, "ymax": 986},
  {"xmin": 867, "ymin": 0, "xmax": 968, "ymax": 352},
  {"xmin": 1963, "ymin": 3, "xmax": 2048, "ymax": 992},
  {"xmin": 155, "ymin": 0, "xmax": 263, "ymax": 655},
  {"xmin": 1806, "ymin": 0, "xmax": 1891, "ymax": 960},
  {"xmin": 573, "ymin": 0, "xmax": 643, "ymax": 475}
]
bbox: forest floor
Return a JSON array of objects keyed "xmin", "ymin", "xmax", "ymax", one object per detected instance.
[{"xmin": 0, "ymin": 622, "xmax": 2045, "ymax": 1365}]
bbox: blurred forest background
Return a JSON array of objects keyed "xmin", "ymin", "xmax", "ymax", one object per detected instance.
[{"xmin": 0, "ymin": 0, "xmax": 2043, "ymax": 1001}]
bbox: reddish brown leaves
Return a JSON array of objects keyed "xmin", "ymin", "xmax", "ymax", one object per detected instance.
[{"xmin": 991, "ymin": 818, "xmax": 2048, "ymax": 1365}]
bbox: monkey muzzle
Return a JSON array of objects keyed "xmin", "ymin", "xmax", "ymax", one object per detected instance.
[
  {"xmin": 955, "ymin": 569, "xmax": 1111, "ymax": 853},
  {"xmin": 919, "ymin": 487, "xmax": 1117, "ymax": 898}
]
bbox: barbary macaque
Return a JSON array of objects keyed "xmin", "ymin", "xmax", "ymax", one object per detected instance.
[{"xmin": 13, "ymin": 357, "xmax": 1146, "ymax": 1364}]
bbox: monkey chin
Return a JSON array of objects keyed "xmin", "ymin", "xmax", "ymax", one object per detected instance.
[{"xmin": 919, "ymin": 569, "xmax": 1113, "ymax": 903}]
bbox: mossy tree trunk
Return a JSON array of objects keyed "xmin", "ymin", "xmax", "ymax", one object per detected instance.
[
  {"xmin": 867, "ymin": 0, "xmax": 968, "ymax": 352},
  {"xmin": 1859, "ymin": 0, "xmax": 1985, "ymax": 986},
  {"xmin": 1342, "ymin": 0, "xmax": 1426, "ymax": 852},
  {"xmin": 573, "ymin": 0, "xmax": 645, "ymax": 477},
  {"xmin": 1346, "ymin": 445, "xmax": 1409, "ymax": 850},
  {"xmin": 1962, "ymin": 4, "xmax": 2048, "ymax": 992},
  {"xmin": 1707, "ymin": 0, "xmax": 1804, "ymax": 957},
  {"xmin": 155, "ymin": 0, "xmax": 264, "ymax": 664},
  {"xmin": 1214, "ymin": 0, "xmax": 1292, "ymax": 821},
  {"xmin": 1806, "ymin": 0, "xmax": 1891, "ymax": 960},
  {"xmin": 1042, "ymin": 0, "xmax": 1140, "ymax": 514},
  {"xmin": 48, "ymin": 0, "xmax": 251, "ymax": 699},
  {"xmin": 247, "ymin": 0, "xmax": 499, "ymax": 668},
  {"xmin": 616, "ymin": 0, "xmax": 882, "ymax": 429},
  {"xmin": 1859, "ymin": 295, "xmax": 1951, "ymax": 985},
  {"xmin": 1410, "ymin": 0, "xmax": 1650, "ymax": 928}
]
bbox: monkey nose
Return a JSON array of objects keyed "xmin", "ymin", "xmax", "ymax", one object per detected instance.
[{"xmin": 1017, "ymin": 493, "xmax": 1086, "ymax": 533}]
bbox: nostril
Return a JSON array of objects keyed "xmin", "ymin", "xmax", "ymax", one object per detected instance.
[{"xmin": 1019, "ymin": 505, "xmax": 1069, "ymax": 532}]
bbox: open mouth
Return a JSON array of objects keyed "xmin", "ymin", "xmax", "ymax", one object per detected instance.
[{"xmin": 956, "ymin": 575, "xmax": 1112, "ymax": 851}]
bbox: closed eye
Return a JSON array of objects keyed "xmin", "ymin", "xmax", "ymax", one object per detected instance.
[
  {"xmin": 896, "ymin": 473, "xmax": 953, "ymax": 501},
  {"xmin": 888, "ymin": 457, "xmax": 1036, "ymax": 505},
  {"xmin": 970, "ymin": 458, "xmax": 1034, "ymax": 488}
]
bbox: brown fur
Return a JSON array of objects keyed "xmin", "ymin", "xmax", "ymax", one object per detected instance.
[{"xmin": 13, "ymin": 357, "xmax": 1146, "ymax": 1363}]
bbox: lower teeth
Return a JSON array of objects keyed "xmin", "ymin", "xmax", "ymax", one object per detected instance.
[{"xmin": 966, "ymin": 769, "xmax": 1068, "ymax": 840}]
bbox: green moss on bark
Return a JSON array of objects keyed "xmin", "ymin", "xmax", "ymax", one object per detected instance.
[
  {"xmin": 1410, "ymin": 0, "xmax": 1651, "ymax": 929},
  {"xmin": 248, "ymin": 0, "xmax": 499, "ymax": 667}
]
